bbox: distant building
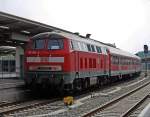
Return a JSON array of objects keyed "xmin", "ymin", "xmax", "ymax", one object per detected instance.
[{"xmin": 136, "ymin": 51, "xmax": 150, "ymax": 70}]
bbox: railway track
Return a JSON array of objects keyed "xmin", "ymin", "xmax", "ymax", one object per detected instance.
[
  {"xmin": 82, "ymin": 80, "xmax": 150, "ymax": 117},
  {"xmin": 0, "ymin": 75, "xmax": 146, "ymax": 117},
  {"xmin": 0, "ymin": 98, "xmax": 60, "ymax": 117}
]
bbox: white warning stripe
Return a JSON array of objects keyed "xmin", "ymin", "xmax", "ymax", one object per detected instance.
[
  {"xmin": 27, "ymin": 57, "xmax": 40, "ymax": 62},
  {"xmin": 27, "ymin": 57, "xmax": 64, "ymax": 63}
]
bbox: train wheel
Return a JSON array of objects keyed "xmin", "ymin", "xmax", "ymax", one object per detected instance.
[
  {"xmin": 85, "ymin": 79, "xmax": 89, "ymax": 89},
  {"xmin": 24, "ymin": 82, "xmax": 30, "ymax": 89},
  {"xmin": 73, "ymin": 79, "xmax": 82, "ymax": 91},
  {"xmin": 83, "ymin": 78, "xmax": 89, "ymax": 90},
  {"xmin": 57, "ymin": 80, "xmax": 64, "ymax": 96}
]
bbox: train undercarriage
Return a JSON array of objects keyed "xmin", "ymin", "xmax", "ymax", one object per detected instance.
[{"xmin": 25, "ymin": 71, "xmax": 141, "ymax": 93}]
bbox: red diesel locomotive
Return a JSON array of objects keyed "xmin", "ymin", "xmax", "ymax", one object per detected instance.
[{"xmin": 24, "ymin": 31, "xmax": 141, "ymax": 91}]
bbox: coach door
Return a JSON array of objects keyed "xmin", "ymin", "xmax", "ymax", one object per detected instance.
[
  {"xmin": 106, "ymin": 49, "xmax": 111, "ymax": 76},
  {"xmin": 102, "ymin": 47, "xmax": 106, "ymax": 74},
  {"xmin": 104, "ymin": 55, "xmax": 107, "ymax": 74}
]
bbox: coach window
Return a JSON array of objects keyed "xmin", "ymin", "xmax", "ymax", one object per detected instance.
[
  {"xmin": 96, "ymin": 46, "xmax": 102, "ymax": 53},
  {"xmin": 87, "ymin": 44, "xmax": 92, "ymax": 52},
  {"xmin": 113, "ymin": 56, "xmax": 115, "ymax": 64},
  {"xmin": 117, "ymin": 57, "xmax": 119, "ymax": 64},
  {"xmin": 91, "ymin": 45, "xmax": 96, "ymax": 52},
  {"xmin": 123, "ymin": 58, "xmax": 125, "ymax": 65},
  {"xmin": 115, "ymin": 57, "xmax": 117, "ymax": 64},
  {"xmin": 115, "ymin": 56, "xmax": 118, "ymax": 64},
  {"xmin": 78, "ymin": 42, "xmax": 82, "ymax": 51},
  {"xmin": 124, "ymin": 58, "xmax": 126, "ymax": 65},
  {"xmin": 111, "ymin": 56, "xmax": 113, "ymax": 64},
  {"xmin": 126, "ymin": 59, "xmax": 127, "ymax": 65},
  {"xmin": 129, "ymin": 60, "xmax": 131, "ymax": 65},
  {"xmin": 113, "ymin": 56, "xmax": 116, "ymax": 64},
  {"xmin": 121, "ymin": 58, "xmax": 123, "ymax": 65},
  {"xmin": 72, "ymin": 40, "xmax": 79, "ymax": 50},
  {"xmin": 116, "ymin": 56, "xmax": 119, "ymax": 64},
  {"xmin": 83, "ymin": 43, "xmax": 88, "ymax": 51},
  {"xmin": 80, "ymin": 42, "xmax": 87, "ymax": 51},
  {"xmin": 80, "ymin": 42, "xmax": 84, "ymax": 51}
]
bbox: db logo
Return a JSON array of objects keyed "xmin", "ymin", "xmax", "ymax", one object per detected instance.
[{"xmin": 41, "ymin": 57, "xmax": 48, "ymax": 62}]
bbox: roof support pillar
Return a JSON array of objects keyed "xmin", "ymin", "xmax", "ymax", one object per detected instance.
[{"xmin": 16, "ymin": 46, "xmax": 24, "ymax": 78}]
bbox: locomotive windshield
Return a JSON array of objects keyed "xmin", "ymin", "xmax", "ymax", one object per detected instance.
[
  {"xmin": 30, "ymin": 33, "xmax": 64, "ymax": 50},
  {"xmin": 48, "ymin": 39, "xmax": 63, "ymax": 50},
  {"xmin": 48, "ymin": 34, "xmax": 64, "ymax": 50},
  {"xmin": 34, "ymin": 39, "xmax": 45, "ymax": 49}
]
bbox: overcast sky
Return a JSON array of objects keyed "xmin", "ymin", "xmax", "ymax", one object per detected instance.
[{"xmin": 0, "ymin": 0, "xmax": 150, "ymax": 54}]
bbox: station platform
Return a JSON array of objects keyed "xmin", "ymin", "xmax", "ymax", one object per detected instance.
[
  {"xmin": 0, "ymin": 77, "xmax": 24, "ymax": 90},
  {"xmin": 0, "ymin": 72, "xmax": 17, "ymax": 79},
  {"xmin": 139, "ymin": 102, "xmax": 150, "ymax": 117}
]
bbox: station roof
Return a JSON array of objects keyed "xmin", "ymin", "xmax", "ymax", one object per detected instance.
[
  {"xmin": 0, "ymin": 11, "xmax": 75, "ymax": 48},
  {"xmin": 0, "ymin": 11, "xmax": 73, "ymax": 36},
  {"xmin": 0, "ymin": 46, "xmax": 15, "ymax": 55}
]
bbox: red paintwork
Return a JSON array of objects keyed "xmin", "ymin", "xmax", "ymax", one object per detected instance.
[{"xmin": 25, "ymin": 37, "xmax": 141, "ymax": 77}]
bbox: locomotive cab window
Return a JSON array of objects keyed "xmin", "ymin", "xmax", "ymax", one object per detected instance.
[
  {"xmin": 34, "ymin": 39, "xmax": 45, "ymax": 49},
  {"xmin": 32, "ymin": 33, "xmax": 48, "ymax": 49},
  {"xmin": 48, "ymin": 34, "xmax": 64, "ymax": 50},
  {"xmin": 48, "ymin": 39, "xmax": 63, "ymax": 50},
  {"xmin": 71, "ymin": 40, "xmax": 79, "ymax": 50}
]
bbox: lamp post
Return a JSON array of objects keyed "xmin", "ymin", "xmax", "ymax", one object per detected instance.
[{"xmin": 144, "ymin": 45, "xmax": 148, "ymax": 77}]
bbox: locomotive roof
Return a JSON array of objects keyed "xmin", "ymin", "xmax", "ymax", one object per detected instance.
[{"xmin": 32, "ymin": 31, "xmax": 140, "ymax": 60}]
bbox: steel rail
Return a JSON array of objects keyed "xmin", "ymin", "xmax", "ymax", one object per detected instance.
[
  {"xmin": 82, "ymin": 80, "xmax": 150, "ymax": 117},
  {"xmin": 121, "ymin": 94, "xmax": 150, "ymax": 117},
  {"xmin": 0, "ymin": 98, "xmax": 60, "ymax": 116}
]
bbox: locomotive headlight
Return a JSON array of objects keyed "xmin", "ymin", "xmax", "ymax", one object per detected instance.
[
  {"xmin": 29, "ymin": 66, "xmax": 38, "ymax": 70},
  {"xmin": 50, "ymin": 65, "xmax": 62, "ymax": 71}
]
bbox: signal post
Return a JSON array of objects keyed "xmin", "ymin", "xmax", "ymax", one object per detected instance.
[{"xmin": 144, "ymin": 45, "xmax": 148, "ymax": 77}]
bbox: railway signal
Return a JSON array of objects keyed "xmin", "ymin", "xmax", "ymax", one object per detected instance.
[
  {"xmin": 144, "ymin": 45, "xmax": 148, "ymax": 76},
  {"xmin": 144, "ymin": 45, "xmax": 148, "ymax": 54}
]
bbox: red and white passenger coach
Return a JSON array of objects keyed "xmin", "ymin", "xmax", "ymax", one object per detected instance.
[{"xmin": 24, "ymin": 31, "xmax": 141, "ymax": 91}]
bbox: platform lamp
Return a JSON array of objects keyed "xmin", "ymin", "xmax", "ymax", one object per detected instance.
[{"xmin": 144, "ymin": 45, "xmax": 148, "ymax": 77}]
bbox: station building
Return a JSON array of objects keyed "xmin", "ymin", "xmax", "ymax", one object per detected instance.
[
  {"xmin": 136, "ymin": 51, "xmax": 150, "ymax": 70},
  {"xmin": 0, "ymin": 46, "xmax": 16, "ymax": 78}
]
